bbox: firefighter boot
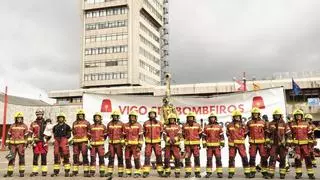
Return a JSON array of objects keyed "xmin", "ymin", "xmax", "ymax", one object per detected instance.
[
  {"xmin": 3, "ymin": 172, "xmax": 13, "ymax": 178},
  {"xmin": 19, "ymin": 173, "xmax": 24, "ymax": 177},
  {"xmin": 30, "ymin": 172, "xmax": 39, "ymax": 177},
  {"xmin": 89, "ymin": 171, "xmax": 95, "ymax": 177},
  {"xmin": 142, "ymin": 172, "xmax": 149, "ymax": 178},
  {"xmin": 105, "ymin": 172, "xmax": 112, "ymax": 177},
  {"xmin": 280, "ymin": 174, "xmax": 285, "ymax": 179},
  {"xmin": 175, "ymin": 172, "xmax": 180, "ymax": 178},
  {"xmin": 249, "ymin": 172, "xmax": 256, "ymax": 178},
  {"xmin": 42, "ymin": 172, "xmax": 47, "ymax": 177},
  {"xmin": 70, "ymin": 171, "xmax": 78, "ymax": 177},
  {"xmin": 295, "ymin": 173, "xmax": 302, "ymax": 179},
  {"xmin": 228, "ymin": 173, "xmax": 234, "ymax": 179},
  {"xmin": 185, "ymin": 172, "xmax": 191, "ymax": 178},
  {"xmin": 133, "ymin": 173, "xmax": 141, "ymax": 178},
  {"xmin": 65, "ymin": 171, "xmax": 70, "ymax": 177},
  {"xmin": 118, "ymin": 172, "xmax": 123, "ymax": 177},
  {"xmin": 84, "ymin": 171, "xmax": 90, "ymax": 177},
  {"xmin": 268, "ymin": 173, "xmax": 274, "ymax": 179},
  {"xmin": 245, "ymin": 173, "xmax": 251, "ymax": 178},
  {"xmin": 217, "ymin": 173, "xmax": 223, "ymax": 178},
  {"xmin": 205, "ymin": 172, "xmax": 212, "ymax": 178},
  {"xmin": 308, "ymin": 174, "xmax": 316, "ymax": 179}
]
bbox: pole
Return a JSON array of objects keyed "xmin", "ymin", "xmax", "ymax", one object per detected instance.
[
  {"xmin": 243, "ymin": 72, "xmax": 247, "ymax": 91},
  {"xmin": 1, "ymin": 86, "xmax": 8, "ymax": 150}
]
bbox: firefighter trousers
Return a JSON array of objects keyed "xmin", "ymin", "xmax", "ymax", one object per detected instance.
[
  {"xmin": 185, "ymin": 145, "xmax": 200, "ymax": 174},
  {"xmin": 72, "ymin": 142, "xmax": 89, "ymax": 173},
  {"xmin": 90, "ymin": 145, "xmax": 105, "ymax": 175},
  {"xmin": 206, "ymin": 146, "xmax": 222, "ymax": 174},
  {"xmin": 249, "ymin": 143, "xmax": 268, "ymax": 174},
  {"xmin": 125, "ymin": 145, "xmax": 141, "ymax": 175},
  {"xmin": 229, "ymin": 144, "xmax": 250, "ymax": 175},
  {"xmin": 32, "ymin": 141, "xmax": 48, "ymax": 173},
  {"xmin": 53, "ymin": 137, "xmax": 70, "ymax": 174},
  {"xmin": 107, "ymin": 143, "xmax": 124, "ymax": 174},
  {"xmin": 268, "ymin": 145, "xmax": 287, "ymax": 176},
  {"xmin": 294, "ymin": 144, "xmax": 314, "ymax": 176},
  {"xmin": 7, "ymin": 144, "xmax": 25, "ymax": 175},
  {"xmin": 143, "ymin": 143, "xmax": 163, "ymax": 174},
  {"xmin": 164, "ymin": 145, "xmax": 181, "ymax": 174}
]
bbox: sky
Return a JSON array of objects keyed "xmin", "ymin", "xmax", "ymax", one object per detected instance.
[{"xmin": 0, "ymin": 0, "xmax": 320, "ymax": 100}]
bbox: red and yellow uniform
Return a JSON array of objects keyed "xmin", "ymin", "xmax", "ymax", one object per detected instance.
[
  {"xmin": 305, "ymin": 114, "xmax": 317, "ymax": 167},
  {"xmin": 71, "ymin": 109, "xmax": 90, "ymax": 176},
  {"xmin": 142, "ymin": 109, "xmax": 164, "ymax": 177},
  {"xmin": 123, "ymin": 111, "xmax": 143, "ymax": 178},
  {"xmin": 106, "ymin": 110, "xmax": 124, "ymax": 177},
  {"xmin": 182, "ymin": 112, "xmax": 202, "ymax": 178},
  {"xmin": 88, "ymin": 112, "xmax": 107, "ymax": 177},
  {"xmin": 203, "ymin": 112, "xmax": 224, "ymax": 178},
  {"xmin": 4, "ymin": 112, "xmax": 28, "ymax": 177}
]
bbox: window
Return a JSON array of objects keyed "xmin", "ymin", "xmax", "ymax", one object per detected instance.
[{"xmin": 85, "ymin": 20, "xmax": 127, "ymax": 31}]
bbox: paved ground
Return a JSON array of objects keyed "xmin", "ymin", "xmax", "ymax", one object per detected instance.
[{"xmin": 0, "ymin": 147, "xmax": 319, "ymax": 179}]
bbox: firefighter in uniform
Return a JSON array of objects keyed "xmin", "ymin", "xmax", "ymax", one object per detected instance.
[
  {"xmin": 182, "ymin": 111, "xmax": 202, "ymax": 178},
  {"xmin": 28, "ymin": 109, "xmax": 49, "ymax": 177},
  {"xmin": 142, "ymin": 108, "xmax": 164, "ymax": 178},
  {"xmin": 203, "ymin": 112, "xmax": 224, "ymax": 178},
  {"xmin": 290, "ymin": 109, "xmax": 315, "ymax": 179},
  {"xmin": 266, "ymin": 108, "xmax": 292, "ymax": 179},
  {"xmin": 163, "ymin": 113, "xmax": 182, "ymax": 178},
  {"xmin": 105, "ymin": 110, "xmax": 125, "ymax": 177},
  {"xmin": 88, "ymin": 112, "xmax": 107, "ymax": 177},
  {"xmin": 51, "ymin": 113, "xmax": 72, "ymax": 177},
  {"xmin": 305, "ymin": 114, "xmax": 317, "ymax": 168},
  {"xmin": 70, "ymin": 109, "xmax": 90, "ymax": 177},
  {"xmin": 4, "ymin": 112, "xmax": 28, "ymax": 178},
  {"xmin": 227, "ymin": 110, "xmax": 250, "ymax": 178},
  {"xmin": 123, "ymin": 110, "xmax": 144, "ymax": 178},
  {"xmin": 246, "ymin": 107, "xmax": 269, "ymax": 178}
]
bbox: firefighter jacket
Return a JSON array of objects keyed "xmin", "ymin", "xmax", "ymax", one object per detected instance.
[
  {"xmin": 182, "ymin": 122, "xmax": 202, "ymax": 145},
  {"xmin": 143, "ymin": 119, "xmax": 163, "ymax": 144},
  {"xmin": 8, "ymin": 123, "xmax": 28, "ymax": 144},
  {"xmin": 106, "ymin": 120, "xmax": 124, "ymax": 144},
  {"xmin": 163, "ymin": 124, "xmax": 181, "ymax": 146},
  {"xmin": 123, "ymin": 122, "xmax": 143, "ymax": 145},
  {"xmin": 53, "ymin": 123, "xmax": 71, "ymax": 139},
  {"xmin": 267, "ymin": 119, "xmax": 292, "ymax": 146},
  {"xmin": 28, "ymin": 118, "xmax": 47, "ymax": 142},
  {"xmin": 290, "ymin": 120, "xmax": 313, "ymax": 145},
  {"xmin": 72, "ymin": 119, "xmax": 90, "ymax": 143},
  {"xmin": 203, "ymin": 123, "xmax": 224, "ymax": 147},
  {"xmin": 227, "ymin": 122, "xmax": 247, "ymax": 146},
  {"xmin": 88, "ymin": 123, "xmax": 107, "ymax": 146},
  {"xmin": 246, "ymin": 119, "xmax": 267, "ymax": 144}
]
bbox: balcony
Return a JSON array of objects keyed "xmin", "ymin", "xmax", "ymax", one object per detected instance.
[{"xmin": 83, "ymin": 0, "xmax": 128, "ymax": 10}]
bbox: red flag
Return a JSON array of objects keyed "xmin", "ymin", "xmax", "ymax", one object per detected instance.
[
  {"xmin": 235, "ymin": 80, "xmax": 246, "ymax": 91},
  {"xmin": 101, "ymin": 99, "xmax": 112, "ymax": 112}
]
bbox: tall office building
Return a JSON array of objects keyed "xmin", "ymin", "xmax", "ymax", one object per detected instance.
[{"xmin": 80, "ymin": 0, "xmax": 166, "ymax": 88}]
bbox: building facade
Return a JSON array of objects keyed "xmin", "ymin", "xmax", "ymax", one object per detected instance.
[{"xmin": 81, "ymin": 0, "xmax": 164, "ymax": 88}]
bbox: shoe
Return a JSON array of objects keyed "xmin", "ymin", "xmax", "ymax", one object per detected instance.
[
  {"xmin": 280, "ymin": 174, "xmax": 285, "ymax": 179},
  {"xmin": 70, "ymin": 171, "xmax": 78, "ymax": 177},
  {"xmin": 19, "ymin": 173, "xmax": 24, "ymax": 177},
  {"xmin": 195, "ymin": 173, "xmax": 201, "ymax": 178},
  {"xmin": 30, "ymin": 172, "xmax": 38, "ymax": 177},
  {"xmin": 217, "ymin": 173, "xmax": 223, "ymax": 178},
  {"xmin": 245, "ymin": 173, "xmax": 251, "ymax": 178},
  {"xmin": 65, "ymin": 172, "xmax": 70, "ymax": 177},
  {"xmin": 133, "ymin": 173, "xmax": 141, "ymax": 178},
  {"xmin": 308, "ymin": 175, "xmax": 316, "ymax": 179},
  {"xmin": 205, "ymin": 173, "xmax": 212, "ymax": 178},
  {"xmin": 51, "ymin": 173, "xmax": 58, "ymax": 177},
  {"xmin": 185, "ymin": 172, "xmax": 191, "ymax": 178},
  {"xmin": 295, "ymin": 173, "xmax": 302, "ymax": 179},
  {"xmin": 84, "ymin": 172, "xmax": 90, "ymax": 177},
  {"xmin": 118, "ymin": 172, "xmax": 123, "ymax": 177},
  {"xmin": 142, "ymin": 172, "xmax": 149, "ymax": 178},
  {"xmin": 175, "ymin": 173, "xmax": 180, "ymax": 178},
  {"xmin": 42, "ymin": 172, "xmax": 47, "ymax": 177},
  {"xmin": 3, "ymin": 173, "xmax": 13, "ymax": 178},
  {"xmin": 249, "ymin": 172, "xmax": 256, "ymax": 178},
  {"xmin": 228, "ymin": 173, "xmax": 234, "ymax": 179}
]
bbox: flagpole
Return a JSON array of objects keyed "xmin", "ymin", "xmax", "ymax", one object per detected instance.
[{"xmin": 1, "ymin": 86, "xmax": 8, "ymax": 151}]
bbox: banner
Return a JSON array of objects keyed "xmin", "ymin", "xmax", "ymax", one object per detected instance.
[{"xmin": 83, "ymin": 87, "xmax": 286, "ymax": 167}]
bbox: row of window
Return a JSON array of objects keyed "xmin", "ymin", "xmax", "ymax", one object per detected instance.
[
  {"xmin": 85, "ymin": 32, "xmax": 128, "ymax": 43},
  {"xmin": 140, "ymin": 35, "xmax": 160, "ymax": 53},
  {"xmin": 139, "ymin": 60, "xmax": 160, "ymax": 76},
  {"xmin": 149, "ymin": 0, "xmax": 163, "ymax": 11},
  {"xmin": 139, "ymin": 47, "xmax": 160, "ymax": 65},
  {"xmin": 140, "ymin": 13, "xmax": 160, "ymax": 32},
  {"xmin": 143, "ymin": 0, "xmax": 162, "ymax": 21},
  {"xmin": 85, "ymin": 45, "xmax": 128, "ymax": 55},
  {"xmin": 85, "ymin": 20, "xmax": 127, "ymax": 31},
  {"xmin": 84, "ymin": 72, "xmax": 128, "ymax": 81},
  {"xmin": 85, "ymin": 7, "xmax": 128, "ymax": 18},
  {"xmin": 140, "ymin": 23, "xmax": 160, "ymax": 43},
  {"xmin": 139, "ymin": 73, "xmax": 160, "ymax": 85},
  {"xmin": 85, "ymin": 0, "xmax": 113, "ymax": 4},
  {"xmin": 84, "ymin": 59, "xmax": 128, "ymax": 68}
]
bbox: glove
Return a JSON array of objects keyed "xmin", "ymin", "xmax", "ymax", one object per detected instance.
[
  {"xmin": 202, "ymin": 143, "xmax": 207, "ymax": 149},
  {"xmin": 5, "ymin": 139, "xmax": 9, "ymax": 147},
  {"xmin": 138, "ymin": 144, "xmax": 142, "ymax": 151},
  {"xmin": 220, "ymin": 142, "xmax": 225, "ymax": 148},
  {"xmin": 87, "ymin": 141, "xmax": 92, "ymax": 149},
  {"xmin": 68, "ymin": 139, "xmax": 74, "ymax": 145}
]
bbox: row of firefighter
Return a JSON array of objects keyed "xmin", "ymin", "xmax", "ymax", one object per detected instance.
[{"xmin": 3, "ymin": 107, "xmax": 319, "ymax": 179}]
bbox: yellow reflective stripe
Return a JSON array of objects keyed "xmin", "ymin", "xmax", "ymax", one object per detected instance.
[
  {"xmin": 127, "ymin": 140, "xmax": 139, "ymax": 145},
  {"xmin": 91, "ymin": 141, "xmax": 105, "ymax": 145},
  {"xmin": 287, "ymin": 139, "xmax": 293, "ymax": 143},
  {"xmin": 175, "ymin": 168, "xmax": 180, "ymax": 172},
  {"xmin": 296, "ymin": 168, "xmax": 302, "ymax": 173},
  {"xmin": 228, "ymin": 168, "xmax": 235, "ymax": 173},
  {"xmin": 118, "ymin": 167, "xmax": 124, "ymax": 173},
  {"xmin": 156, "ymin": 166, "xmax": 163, "ymax": 172},
  {"xmin": 249, "ymin": 139, "xmax": 265, "ymax": 143},
  {"xmin": 109, "ymin": 125, "xmax": 123, "ymax": 129},
  {"xmin": 165, "ymin": 168, "xmax": 171, "ymax": 173},
  {"xmin": 145, "ymin": 138, "xmax": 161, "ymax": 143},
  {"xmin": 53, "ymin": 164, "xmax": 60, "ymax": 170},
  {"xmin": 207, "ymin": 142, "xmax": 220, "ymax": 146},
  {"xmin": 73, "ymin": 138, "xmax": 88, "ymax": 143},
  {"xmin": 165, "ymin": 141, "xmax": 180, "ymax": 146},
  {"xmin": 32, "ymin": 165, "xmax": 39, "ymax": 172},
  {"xmin": 99, "ymin": 165, "xmax": 105, "ymax": 172},
  {"xmin": 244, "ymin": 167, "xmax": 250, "ymax": 173},
  {"xmin": 185, "ymin": 167, "xmax": 192, "ymax": 172},
  {"xmin": 19, "ymin": 166, "xmax": 25, "ymax": 171},
  {"xmin": 293, "ymin": 140, "xmax": 309, "ymax": 145},
  {"xmin": 73, "ymin": 166, "xmax": 79, "ymax": 172},
  {"xmin": 8, "ymin": 166, "xmax": 14, "ymax": 171},
  {"xmin": 268, "ymin": 168, "xmax": 275, "ymax": 174},
  {"xmin": 91, "ymin": 127, "xmax": 104, "ymax": 131},
  {"xmin": 280, "ymin": 168, "xmax": 286, "ymax": 174},
  {"xmin": 250, "ymin": 167, "xmax": 256, "ymax": 172},
  {"xmin": 90, "ymin": 166, "xmax": 96, "ymax": 171},
  {"xmin": 84, "ymin": 166, "xmax": 89, "ymax": 171},
  {"xmin": 134, "ymin": 168, "xmax": 141, "ymax": 174},
  {"xmin": 292, "ymin": 125, "xmax": 308, "ymax": 128},
  {"xmin": 206, "ymin": 127, "xmax": 221, "ymax": 131},
  {"xmin": 74, "ymin": 124, "xmax": 88, "ymax": 128},
  {"xmin": 125, "ymin": 126, "xmax": 140, "ymax": 129},
  {"xmin": 194, "ymin": 167, "xmax": 201, "ymax": 172},
  {"xmin": 185, "ymin": 140, "xmax": 200, "ymax": 145},
  {"xmin": 309, "ymin": 140, "xmax": 314, "ymax": 143},
  {"xmin": 41, "ymin": 166, "xmax": 48, "ymax": 172},
  {"xmin": 234, "ymin": 140, "xmax": 245, "ymax": 144},
  {"xmin": 143, "ymin": 166, "xmax": 151, "ymax": 173},
  {"xmin": 125, "ymin": 169, "xmax": 132, "ymax": 174},
  {"xmin": 109, "ymin": 140, "xmax": 122, "ymax": 144},
  {"xmin": 307, "ymin": 168, "xmax": 314, "ymax": 174},
  {"xmin": 249, "ymin": 124, "xmax": 264, "ymax": 127},
  {"xmin": 216, "ymin": 167, "xmax": 223, "ymax": 173},
  {"xmin": 228, "ymin": 142, "xmax": 235, "ymax": 146},
  {"xmin": 184, "ymin": 126, "xmax": 200, "ymax": 130},
  {"xmin": 145, "ymin": 124, "xmax": 160, "ymax": 127},
  {"xmin": 64, "ymin": 164, "xmax": 71, "ymax": 170},
  {"xmin": 207, "ymin": 167, "xmax": 213, "ymax": 173},
  {"xmin": 9, "ymin": 140, "xmax": 26, "ymax": 144}
]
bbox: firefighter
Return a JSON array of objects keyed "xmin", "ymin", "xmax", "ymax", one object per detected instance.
[
  {"xmin": 51, "ymin": 112, "xmax": 72, "ymax": 177},
  {"xmin": 203, "ymin": 112, "xmax": 224, "ymax": 178},
  {"xmin": 290, "ymin": 109, "xmax": 315, "ymax": 179},
  {"xmin": 305, "ymin": 114, "xmax": 317, "ymax": 168},
  {"xmin": 246, "ymin": 107, "xmax": 269, "ymax": 178},
  {"xmin": 70, "ymin": 109, "xmax": 90, "ymax": 177},
  {"xmin": 105, "ymin": 110, "xmax": 125, "ymax": 177},
  {"xmin": 88, "ymin": 112, "xmax": 107, "ymax": 177},
  {"xmin": 266, "ymin": 108, "xmax": 292, "ymax": 179},
  {"xmin": 182, "ymin": 111, "xmax": 202, "ymax": 178},
  {"xmin": 163, "ymin": 113, "xmax": 182, "ymax": 178},
  {"xmin": 123, "ymin": 110, "xmax": 144, "ymax": 178},
  {"xmin": 3, "ymin": 112, "xmax": 28, "ymax": 178},
  {"xmin": 227, "ymin": 110, "xmax": 250, "ymax": 178},
  {"xmin": 142, "ymin": 108, "xmax": 164, "ymax": 178},
  {"xmin": 28, "ymin": 109, "xmax": 50, "ymax": 177}
]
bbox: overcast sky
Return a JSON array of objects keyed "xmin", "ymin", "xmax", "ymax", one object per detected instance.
[{"xmin": 0, "ymin": 0, "xmax": 320, "ymax": 99}]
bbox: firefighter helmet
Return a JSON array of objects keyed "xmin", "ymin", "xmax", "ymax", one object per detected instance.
[
  {"xmin": 111, "ymin": 110, "xmax": 121, "ymax": 117},
  {"xmin": 76, "ymin": 109, "xmax": 85, "ymax": 115},
  {"xmin": 272, "ymin": 108, "xmax": 283, "ymax": 115},
  {"xmin": 93, "ymin": 112, "xmax": 102, "ymax": 118},
  {"xmin": 168, "ymin": 113, "xmax": 177, "ymax": 121},
  {"xmin": 129, "ymin": 110, "xmax": 138, "ymax": 117},
  {"xmin": 148, "ymin": 108, "xmax": 157, "ymax": 116},
  {"xmin": 57, "ymin": 112, "xmax": 66, "ymax": 119},
  {"xmin": 14, "ymin": 112, "xmax": 24, "ymax": 119},
  {"xmin": 208, "ymin": 112, "xmax": 217, "ymax": 118},
  {"xmin": 186, "ymin": 111, "xmax": 196, "ymax": 119},
  {"xmin": 305, "ymin": 114, "xmax": 313, "ymax": 120},
  {"xmin": 232, "ymin": 110, "xmax": 242, "ymax": 117},
  {"xmin": 35, "ymin": 109, "xmax": 44, "ymax": 115},
  {"xmin": 251, "ymin": 107, "xmax": 261, "ymax": 114},
  {"xmin": 293, "ymin": 109, "xmax": 304, "ymax": 116}
]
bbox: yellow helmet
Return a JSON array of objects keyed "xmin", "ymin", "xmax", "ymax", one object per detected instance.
[
  {"xmin": 93, "ymin": 112, "xmax": 102, "ymax": 118},
  {"xmin": 305, "ymin": 114, "xmax": 313, "ymax": 120},
  {"xmin": 57, "ymin": 112, "xmax": 66, "ymax": 119},
  {"xmin": 186, "ymin": 111, "xmax": 196, "ymax": 119},
  {"xmin": 129, "ymin": 110, "xmax": 138, "ymax": 117},
  {"xmin": 111, "ymin": 110, "xmax": 121, "ymax": 117},
  {"xmin": 293, "ymin": 109, "xmax": 304, "ymax": 116},
  {"xmin": 251, "ymin": 107, "xmax": 261, "ymax": 114},
  {"xmin": 232, "ymin": 110, "xmax": 242, "ymax": 117},
  {"xmin": 148, "ymin": 108, "xmax": 157, "ymax": 115},
  {"xmin": 14, "ymin": 112, "xmax": 24, "ymax": 119},
  {"xmin": 272, "ymin": 108, "xmax": 283, "ymax": 115},
  {"xmin": 76, "ymin": 109, "xmax": 85, "ymax": 115},
  {"xmin": 208, "ymin": 112, "xmax": 217, "ymax": 118},
  {"xmin": 168, "ymin": 113, "xmax": 177, "ymax": 120}
]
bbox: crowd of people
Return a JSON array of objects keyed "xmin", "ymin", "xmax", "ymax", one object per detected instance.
[{"xmin": 3, "ymin": 107, "xmax": 318, "ymax": 179}]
